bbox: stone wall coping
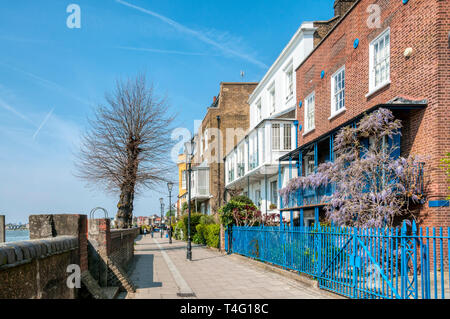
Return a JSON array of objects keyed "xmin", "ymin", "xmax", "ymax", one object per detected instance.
[
  {"xmin": 0, "ymin": 235, "xmax": 78, "ymax": 268},
  {"xmin": 110, "ymin": 228, "xmax": 139, "ymax": 239}
]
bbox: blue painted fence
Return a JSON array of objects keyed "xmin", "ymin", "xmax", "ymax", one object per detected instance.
[{"xmin": 227, "ymin": 221, "xmax": 450, "ymax": 299}]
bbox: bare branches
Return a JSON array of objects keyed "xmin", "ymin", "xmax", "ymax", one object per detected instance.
[{"xmin": 74, "ymin": 74, "xmax": 175, "ymax": 227}]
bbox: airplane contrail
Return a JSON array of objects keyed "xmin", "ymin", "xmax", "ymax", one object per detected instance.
[
  {"xmin": 115, "ymin": 0, "xmax": 268, "ymax": 69},
  {"xmin": 33, "ymin": 108, "xmax": 54, "ymax": 141}
]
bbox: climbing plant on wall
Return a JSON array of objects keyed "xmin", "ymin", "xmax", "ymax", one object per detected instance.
[{"xmin": 280, "ymin": 108, "xmax": 425, "ymax": 228}]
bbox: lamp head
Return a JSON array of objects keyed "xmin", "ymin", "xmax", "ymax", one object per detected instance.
[
  {"xmin": 167, "ymin": 181, "xmax": 174, "ymax": 192},
  {"xmin": 184, "ymin": 139, "xmax": 196, "ymax": 157}
]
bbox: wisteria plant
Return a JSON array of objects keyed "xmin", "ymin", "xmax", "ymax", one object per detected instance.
[{"xmin": 280, "ymin": 108, "xmax": 425, "ymax": 228}]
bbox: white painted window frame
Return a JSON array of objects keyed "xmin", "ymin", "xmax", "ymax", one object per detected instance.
[
  {"xmin": 368, "ymin": 27, "xmax": 391, "ymax": 95},
  {"xmin": 330, "ymin": 65, "xmax": 346, "ymax": 120},
  {"xmin": 268, "ymin": 83, "xmax": 276, "ymax": 115},
  {"xmin": 272, "ymin": 123, "xmax": 281, "ymax": 151},
  {"xmin": 283, "ymin": 123, "xmax": 292, "ymax": 150},
  {"xmin": 304, "ymin": 91, "xmax": 315, "ymax": 134},
  {"xmin": 284, "ymin": 62, "xmax": 294, "ymax": 102}
]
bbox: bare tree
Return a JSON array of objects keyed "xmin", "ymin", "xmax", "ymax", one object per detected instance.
[{"xmin": 75, "ymin": 74, "xmax": 175, "ymax": 228}]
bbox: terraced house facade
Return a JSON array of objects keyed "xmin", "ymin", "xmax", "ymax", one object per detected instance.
[
  {"xmin": 188, "ymin": 82, "xmax": 258, "ymax": 215},
  {"xmin": 223, "ymin": 22, "xmax": 317, "ymax": 215},
  {"xmin": 279, "ymin": 0, "xmax": 450, "ymax": 227}
]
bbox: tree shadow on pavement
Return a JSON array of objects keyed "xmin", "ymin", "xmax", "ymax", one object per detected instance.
[{"xmin": 128, "ymin": 254, "xmax": 163, "ymax": 289}]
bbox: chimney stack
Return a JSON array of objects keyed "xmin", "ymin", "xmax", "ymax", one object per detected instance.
[{"xmin": 334, "ymin": 0, "xmax": 357, "ymax": 17}]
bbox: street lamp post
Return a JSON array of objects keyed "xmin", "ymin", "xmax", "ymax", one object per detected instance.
[
  {"xmin": 184, "ymin": 139, "xmax": 195, "ymax": 261},
  {"xmin": 159, "ymin": 198, "xmax": 164, "ymax": 238},
  {"xmin": 167, "ymin": 181, "xmax": 174, "ymax": 244}
]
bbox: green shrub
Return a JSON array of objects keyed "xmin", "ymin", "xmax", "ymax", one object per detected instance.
[
  {"xmin": 181, "ymin": 213, "xmax": 202, "ymax": 240},
  {"xmin": 230, "ymin": 195, "xmax": 254, "ymax": 205},
  {"xmin": 194, "ymin": 224, "xmax": 207, "ymax": 245},
  {"xmin": 174, "ymin": 219, "xmax": 185, "ymax": 240},
  {"xmin": 219, "ymin": 196, "xmax": 258, "ymax": 227},
  {"xmin": 205, "ymin": 224, "xmax": 220, "ymax": 248},
  {"xmin": 199, "ymin": 214, "xmax": 216, "ymax": 225}
]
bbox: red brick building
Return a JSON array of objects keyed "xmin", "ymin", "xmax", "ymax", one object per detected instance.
[{"xmin": 279, "ymin": 0, "xmax": 449, "ymax": 227}]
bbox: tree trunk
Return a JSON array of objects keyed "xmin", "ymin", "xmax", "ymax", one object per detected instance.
[
  {"xmin": 116, "ymin": 138, "xmax": 139, "ymax": 229},
  {"xmin": 116, "ymin": 184, "xmax": 135, "ymax": 228}
]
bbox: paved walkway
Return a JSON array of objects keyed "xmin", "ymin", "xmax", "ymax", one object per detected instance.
[{"xmin": 124, "ymin": 234, "xmax": 339, "ymax": 299}]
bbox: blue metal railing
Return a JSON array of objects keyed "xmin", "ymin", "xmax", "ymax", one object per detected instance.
[{"xmin": 228, "ymin": 221, "xmax": 450, "ymax": 299}]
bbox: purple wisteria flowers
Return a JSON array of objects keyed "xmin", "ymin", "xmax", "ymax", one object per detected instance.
[{"xmin": 280, "ymin": 108, "xmax": 425, "ymax": 228}]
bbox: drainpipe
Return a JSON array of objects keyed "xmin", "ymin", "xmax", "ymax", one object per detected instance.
[
  {"xmin": 293, "ymin": 121, "xmax": 299, "ymax": 148},
  {"xmin": 278, "ymin": 160, "xmax": 283, "ymax": 227},
  {"xmin": 217, "ymin": 116, "xmax": 221, "ymax": 209}
]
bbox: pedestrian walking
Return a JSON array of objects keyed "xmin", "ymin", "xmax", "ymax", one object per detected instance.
[{"xmin": 168, "ymin": 224, "xmax": 173, "ymax": 244}]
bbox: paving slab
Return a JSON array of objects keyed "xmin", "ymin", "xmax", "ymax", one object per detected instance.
[{"xmin": 125, "ymin": 235, "xmax": 341, "ymax": 299}]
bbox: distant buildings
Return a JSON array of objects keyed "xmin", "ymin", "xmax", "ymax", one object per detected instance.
[
  {"xmin": 136, "ymin": 216, "xmax": 150, "ymax": 227},
  {"xmin": 5, "ymin": 223, "xmax": 28, "ymax": 230}
]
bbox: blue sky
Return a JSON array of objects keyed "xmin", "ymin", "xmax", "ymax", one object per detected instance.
[{"xmin": 0, "ymin": 0, "xmax": 333, "ymax": 223}]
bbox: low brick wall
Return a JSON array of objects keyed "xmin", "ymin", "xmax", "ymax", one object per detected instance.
[
  {"xmin": 87, "ymin": 219, "xmax": 139, "ymax": 288},
  {"xmin": 109, "ymin": 228, "xmax": 139, "ymax": 269},
  {"xmin": 0, "ymin": 236, "xmax": 79, "ymax": 299},
  {"xmin": 0, "ymin": 215, "xmax": 139, "ymax": 299},
  {"xmin": 0, "ymin": 214, "xmax": 87, "ymax": 299}
]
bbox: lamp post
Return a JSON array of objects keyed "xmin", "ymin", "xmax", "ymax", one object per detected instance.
[
  {"xmin": 167, "ymin": 181, "xmax": 174, "ymax": 244},
  {"xmin": 184, "ymin": 138, "xmax": 195, "ymax": 261},
  {"xmin": 159, "ymin": 197, "xmax": 164, "ymax": 238}
]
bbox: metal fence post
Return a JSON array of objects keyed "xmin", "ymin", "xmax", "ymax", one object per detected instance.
[
  {"xmin": 352, "ymin": 226, "xmax": 358, "ymax": 299},
  {"xmin": 401, "ymin": 221, "xmax": 407, "ymax": 299},
  {"xmin": 317, "ymin": 223, "xmax": 322, "ymax": 278}
]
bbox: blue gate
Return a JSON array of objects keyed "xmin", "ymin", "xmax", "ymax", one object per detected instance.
[{"xmin": 228, "ymin": 221, "xmax": 450, "ymax": 299}]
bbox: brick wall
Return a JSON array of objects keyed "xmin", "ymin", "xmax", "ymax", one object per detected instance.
[
  {"xmin": 295, "ymin": 0, "xmax": 450, "ymax": 227},
  {"xmin": 193, "ymin": 82, "xmax": 258, "ymax": 216},
  {"xmin": 87, "ymin": 218, "xmax": 139, "ymax": 288},
  {"xmin": 0, "ymin": 214, "xmax": 86, "ymax": 299}
]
